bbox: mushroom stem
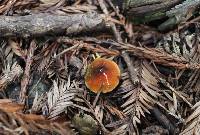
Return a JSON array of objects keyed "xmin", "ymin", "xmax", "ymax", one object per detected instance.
[{"xmin": 93, "ymin": 91, "xmax": 101, "ymax": 107}]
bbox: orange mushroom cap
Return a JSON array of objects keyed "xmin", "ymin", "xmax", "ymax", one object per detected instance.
[{"xmin": 85, "ymin": 58, "xmax": 120, "ymax": 93}]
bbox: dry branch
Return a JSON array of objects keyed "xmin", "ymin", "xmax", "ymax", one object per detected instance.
[
  {"xmin": 0, "ymin": 12, "xmax": 105, "ymax": 37},
  {"xmin": 121, "ymin": 42, "xmax": 200, "ymax": 69},
  {"xmin": 124, "ymin": 45, "xmax": 195, "ymax": 69},
  {"xmin": 19, "ymin": 41, "xmax": 36, "ymax": 103},
  {"xmin": 81, "ymin": 38, "xmax": 200, "ymax": 69},
  {"xmin": 121, "ymin": 51, "xmax": 139, "ymax": 84}
]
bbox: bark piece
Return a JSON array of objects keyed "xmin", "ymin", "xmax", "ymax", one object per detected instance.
[{"xmin": 0, "ymin": 12, "xmax": 104, "ymax": 37}]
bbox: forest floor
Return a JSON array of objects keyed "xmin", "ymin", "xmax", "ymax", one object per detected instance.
[{"xmin": 0, "ymin": 0, "xmax": 200, "ymax": 135}]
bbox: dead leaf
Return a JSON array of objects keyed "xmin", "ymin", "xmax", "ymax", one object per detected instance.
[{"xmin": 0, "ymin": 99, "xmax": 24, "ymax": 113}]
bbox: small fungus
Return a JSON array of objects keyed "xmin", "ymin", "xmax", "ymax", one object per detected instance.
[{"xmin": 85, "ymin": 58, "xmax": 120, "ymax": 93}]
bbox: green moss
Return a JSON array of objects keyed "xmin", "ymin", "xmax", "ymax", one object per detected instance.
[{"xmin": 128, "ymin": 10, "xmax": 166, "ymax": 24}]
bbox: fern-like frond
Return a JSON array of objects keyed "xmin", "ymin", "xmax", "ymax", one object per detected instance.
[
  {"xmin": 0, "ymin": 100, "xmax": 75, "ymax": 135},
  {"xmin": 31, "ymin": 91, "xmax": 47, "ymax": 113},
  {"xmin": 34, "ymin": 42, "xmax": 58, "ymax": 72},
  {"xmin": 47, "ymin": 77, "xmax": 81, "ymax": 119},
  {"xmin": 121, "ymin": 60, "xmax": 161, "ymax": 128},
  {"xmin": 180, "ymin": 101, "xmax": 200, "ymax": 135},
  {"xmin": 157, "ymin": 30, "xmax": 199, "ymax": 63},
  {"xmin": 0, "ymin": 62, "xmax": 23, "ymax": 90}
]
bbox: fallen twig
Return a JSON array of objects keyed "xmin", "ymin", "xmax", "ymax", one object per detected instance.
[
  {"xmin": 19, "ymin": 41, "xmax": 36, "ymax": 104},
  {"xmin": 121, "ymin": 51, "xmax": 139, "ymax": 84},
  {"xmin": 98, "ymin": 0, "xmax": 122, "ymax": 42},
  {"xmin": 79, "ymin": 38, "xmax": 200, "ymax": 69}
]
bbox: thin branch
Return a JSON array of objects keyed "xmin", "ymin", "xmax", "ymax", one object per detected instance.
[
  {"xmin": 98, "ymin": 0, "xmax": 122, "ymax": 42},
  {"xmin": 121, "ymin": 51, "xmax": 139, "ymax": 84},
  {"xmin": 19, "ymin": 41, "xmax": 36, "ymax": 104},
  {"xmin": 159, "ymin": 78, "xmax": 192, "ymax": 107},
  {"xmin": 78, "ymin": 38, "xmax": 200, "ymax": 69}
]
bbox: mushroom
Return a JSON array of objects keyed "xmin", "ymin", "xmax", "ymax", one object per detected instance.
[{"xmin": 85, "ymin": 58, "xmax": 120, "ymax": 93}]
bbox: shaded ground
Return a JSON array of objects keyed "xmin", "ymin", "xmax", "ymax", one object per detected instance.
[{"xmin": 0, "ymin": 0, "xmax": 200, "ymax": 135}]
